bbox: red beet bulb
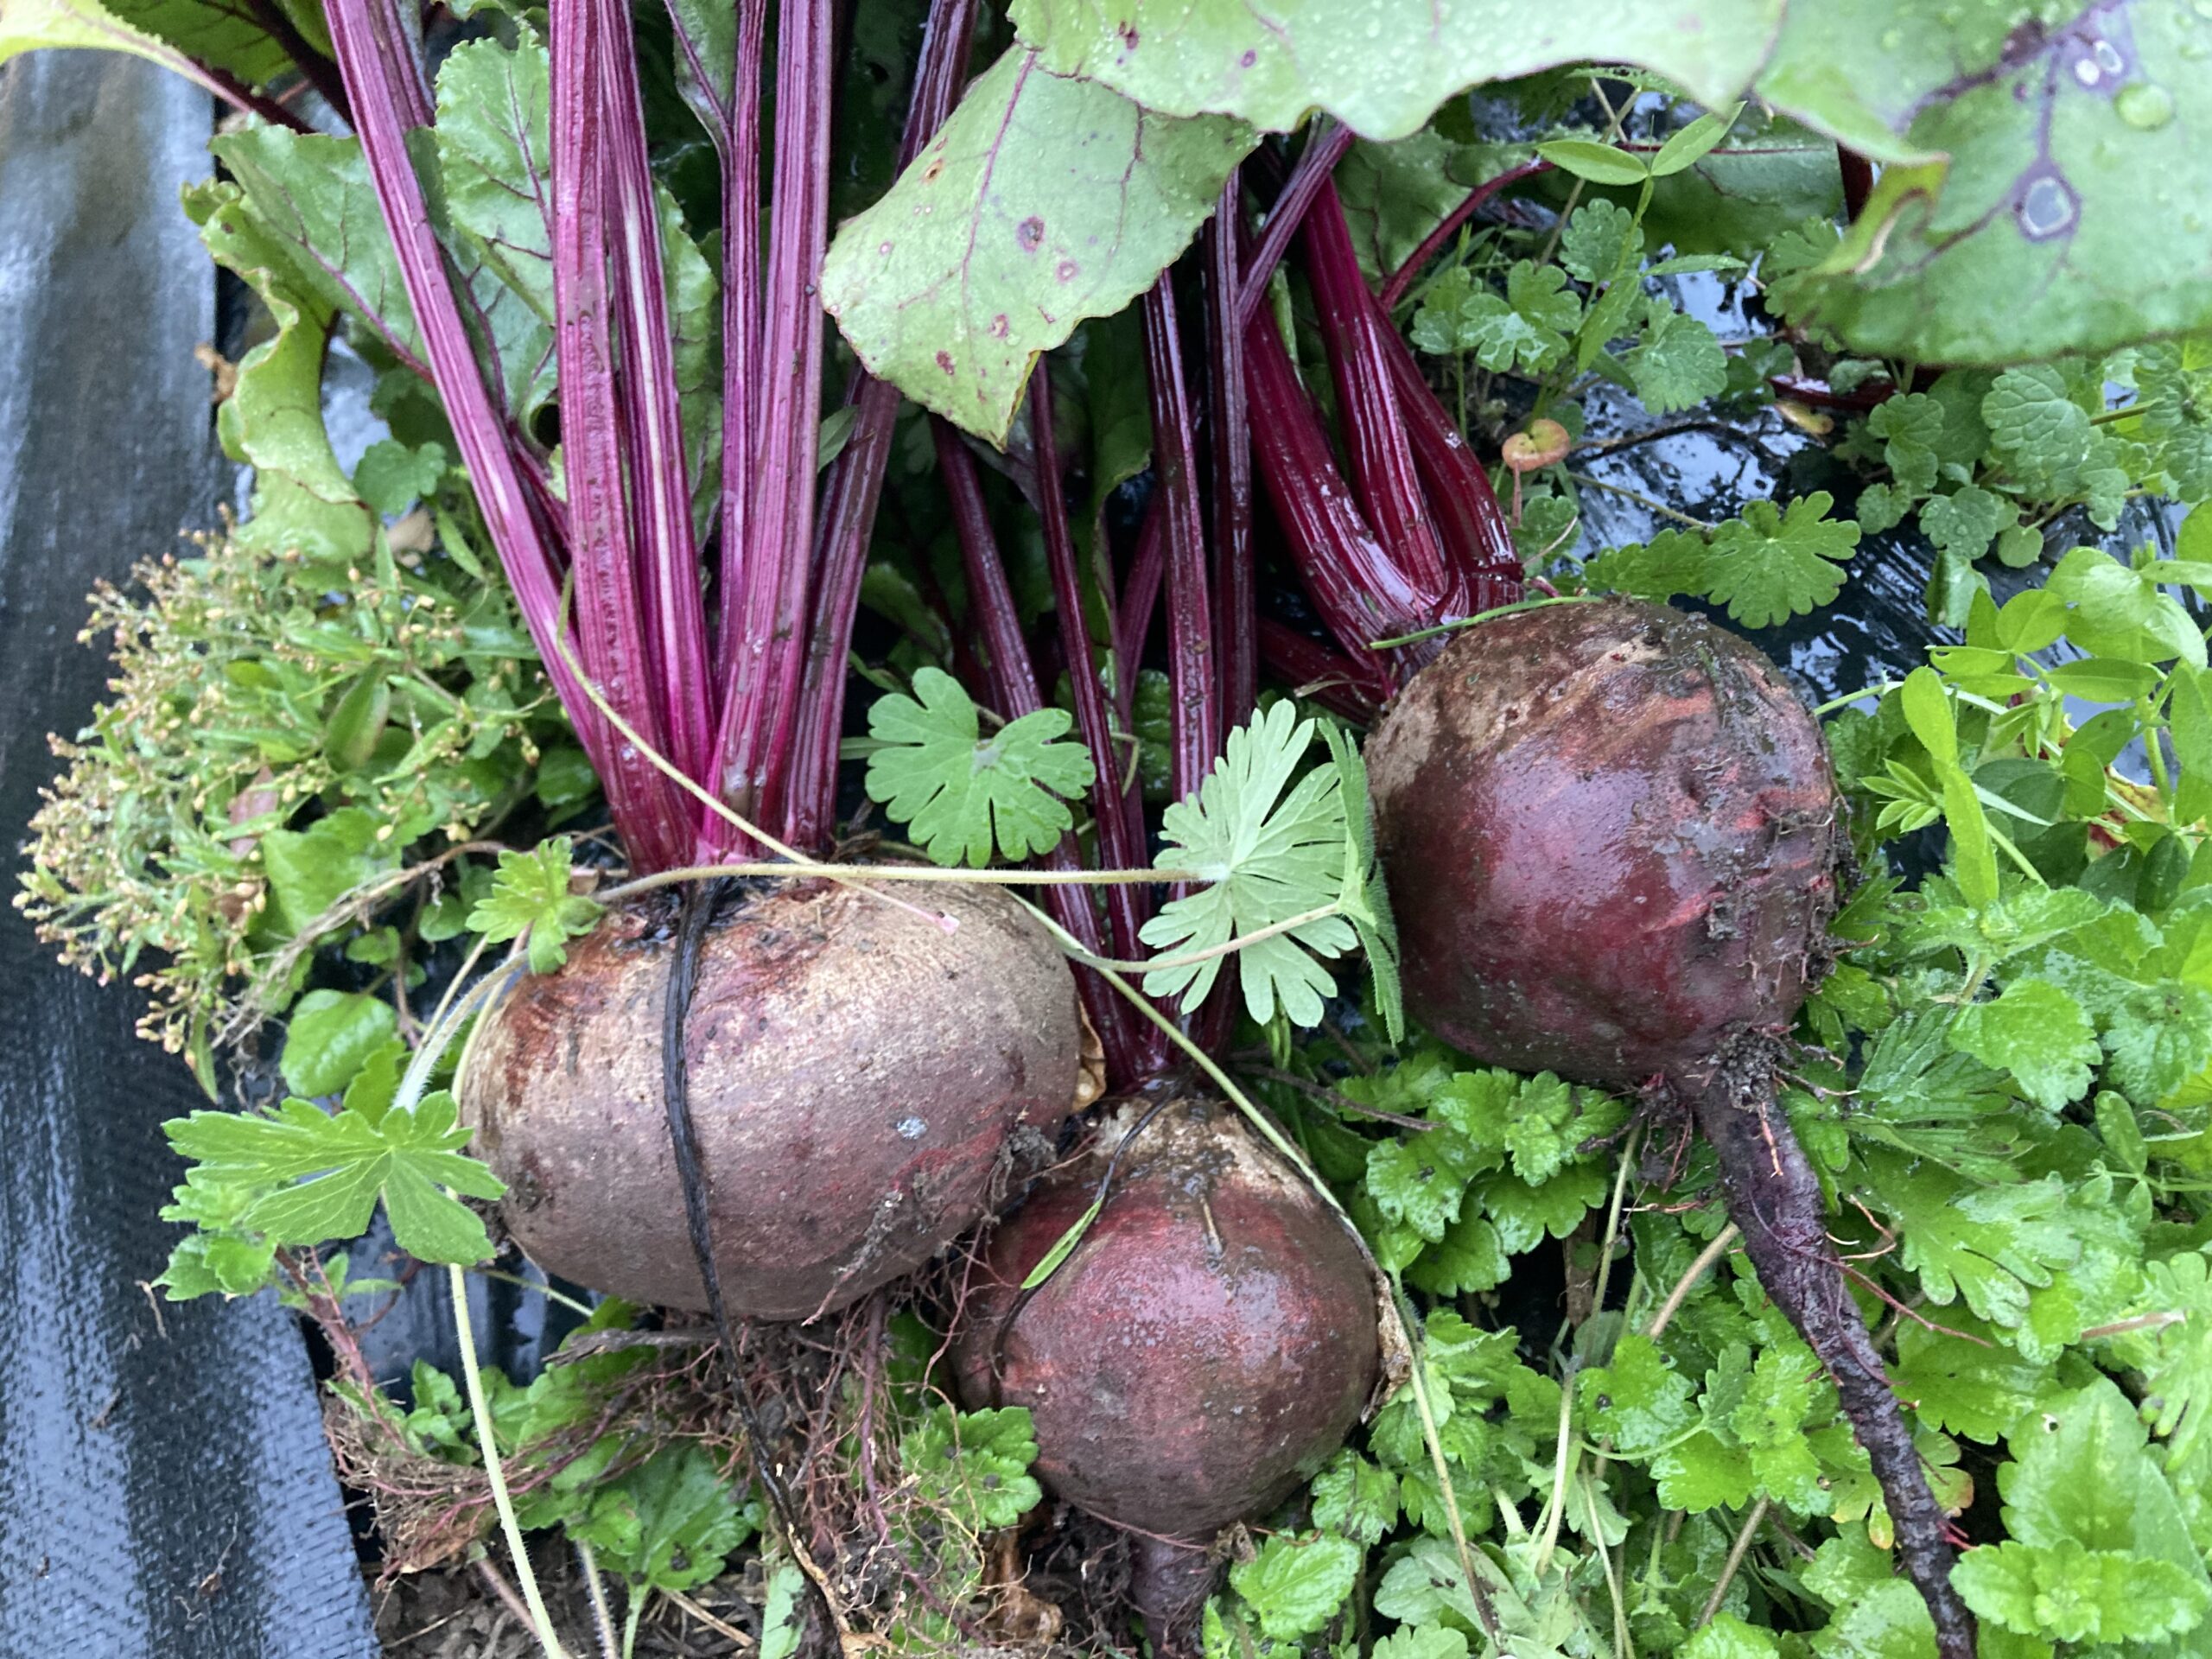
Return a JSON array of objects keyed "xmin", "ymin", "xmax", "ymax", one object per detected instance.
[
  {"xmin": 1366, "ymin": 597, "xmax": 1974, "ymax": 1657},
  {"xmin": 462, "ymin": 878, "xmax": 1086, "ymax": 1321},
  {"xmin": 953, "ymin": 1095, "xmax": 1381, "ymax": 1654}
]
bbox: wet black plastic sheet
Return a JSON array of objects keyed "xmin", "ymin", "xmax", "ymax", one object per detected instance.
[{"xmin": 0, "ymin": 54, "xmax": 377, "ymax": 1658}]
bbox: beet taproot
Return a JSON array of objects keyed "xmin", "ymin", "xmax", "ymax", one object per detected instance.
[
  {"xmin": 953, "ymin": 1095, "xmax": 1380, "ymax": 1652},
  {"xmin": 1365, "ymin": 597, "xmax": 1974, "ymax": 1658},
  {"xmin": 461, "ymin": 877, "xmax": 1085, "ymax": 1321}
]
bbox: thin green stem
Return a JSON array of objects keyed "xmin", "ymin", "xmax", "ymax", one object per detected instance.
[
  {"xmin": 1397, "ymin": 1285, "xmax": 1501, "ymax": 1643},
  {"xmin": 1699, "ymin": 1496, "xmax": 1770, "ymax": 1627},
  {"xmin": 1367, "ymin": 592, "xmax": 1601, "ymax": 650},
  {"xmin": 452, "ymin": 1261, "xmax": 569, "ymax": 1658},
  {"xmin": 621, "ymin": 1587, "xmax": 646, "ymax": 1659},
  {"xmin": 1585, "ymin": 1471, "xmax": 1633, "ymax": 1659},
  {"xmin": 1812, "ymin": 680, "xmax": 1902, "ymax": 716},
  {"xmin": 1567, "ymin": 472, "xmax": 1716, "ymax": 530},
  {"xmin": 575, "ymin": 1541, "xmax": 620, "ymax": 1659},
  {"xmin": 1062, "ymin": 903, "xmax": 1342, "ymax": 976},
  {"xmin": 475, "ymin": 1266, "xmax": 596, "ymax": 1319},
  {"xmin": 1533, "ymin": 1359, "xmax": 1578, "ymax": 1576},
  {"xmin": 2139, "ymin": 696, "xmax": 2174, "ymax": 804},
  {"xmin": 1643, "ymin": 1224, "xmax": 1738, "ymax": 1339},
  {"xmin": 1588, "ymin": 1122, "xmax": 1642, "ymax": 1331},
  {"xmin": 595, "ymin": 860, "xmax": 1194, "ymax": 907}
]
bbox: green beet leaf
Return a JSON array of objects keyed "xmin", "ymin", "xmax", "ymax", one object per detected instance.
[
  {"xmin": 1008, "ymin": 0, "xmax": 1782, "ymax": 141},
  {"xmin": 821, "ymin": 48, "xmax": 1253, "ymax": 444}
]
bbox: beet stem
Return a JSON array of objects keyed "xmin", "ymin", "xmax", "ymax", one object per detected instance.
[
  {"xmin": 931, "ymin": 417, "xmax": 1151, "ymax": 1082},
  {"xmin": 1140, "ymin": 281, "xmax": 1221, "ymax": 810},
  {"xmin": 595, "ymin": 0, "xmax": 717, "ymax": 784},
  {"xmin": 1202, "ymin": 186, "xmax": 1257, "ymax": 733},
  {"xmin": 783, "ymin": 0, "xmax": 980, "ymax": 854},
  {"xmin": 1688, "ymin": 1052, "xmax": 1975, "ymax": 1659},
  {"xmin": 1027, "ymin": 369, "xmax": 1156, "ymax": 967},
  {"xmin": 709, "ymin": 0, "xmax": 833, "ymax": 849},
  {"xmin": 550, "ymin": 0, "xmax": 693, "ymax": 872},
  {"xmin": 327, "ymin": 0, "xmax": 646, "ymax": 839},
  {"xmin": 1376, "ymin": 158, "xmax": 1555, "ymax": 312},
  {"xmin": 1233, "ymin": 122, "xmax": 1354, "ymax": 330},
  {"xmin": 1300, "ymin": 179, "xmax": 1455, "ymax": 605}
]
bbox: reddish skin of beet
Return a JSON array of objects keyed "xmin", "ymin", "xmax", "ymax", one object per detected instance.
[
  {"xmin": 1366, "ymin": 597, "xmax": 1839, "ymax": 1091},
  {"xmin": 1366, "ymin": 598, "xmax": 1975, "ymax": 1658},
  {"xmin": 955, "ymin": 1097, "xmax": 1377, "ymax": 1533},
  {"xmin": 462, "ymin": 879, "xmax": 1084, "ymax": 1321},
  {"xmin": 954, "ymin": 1096, "xmax": 1378, "ymax": 1650}
]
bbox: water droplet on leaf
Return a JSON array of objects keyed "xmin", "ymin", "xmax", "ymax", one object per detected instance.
[
  {"xmin": 2015, "ymin": 172, "xmax": 2079, "ymax": 239},
  {"xmin": 2117, "ymin": 82, "xmax": 2177, "ymax": 128}
]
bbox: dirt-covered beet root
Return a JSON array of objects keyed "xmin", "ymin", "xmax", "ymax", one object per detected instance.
[
  {"xmin": 1365, "ymin": 596, "xmax": 1840, "ymax": 1091},
  {"xmin": 953, "ymin": 1096, "xmax": 1378, "ymax": 1649},
  {"xmin": 1365, "ymin": 598, "xmax": 1976, "ymax": 1658},
  {"xmin": 461, "ymin": 878, "xmax": 1085, "ymax": 1322}
]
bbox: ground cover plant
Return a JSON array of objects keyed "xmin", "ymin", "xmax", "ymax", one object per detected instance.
[{"xmin": 16, "ymin": 2, "xmax": 2212, "ymax": 1657}]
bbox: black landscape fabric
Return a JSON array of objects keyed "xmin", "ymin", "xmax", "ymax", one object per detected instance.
[{"xmin": 0, "ymin": 53, "xmax": 378, "ymax": 1659}]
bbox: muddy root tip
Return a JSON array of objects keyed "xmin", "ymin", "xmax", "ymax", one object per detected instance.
[
  {"xmin": 1682, "ymin": 1051, "xmax": 1978, "ymax": 1658},
  {"xmin": 1128, "ymin": 1533, "xmax": 1218, "ymax": 1659}
]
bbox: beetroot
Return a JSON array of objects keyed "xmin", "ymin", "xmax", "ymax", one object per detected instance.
[
  {"xmin": 1366, "ymin": 598, "xmax": 1974, "ymax": 1657},
  {"xmin": 461, "ymin": 878, "xmax": 1085, "ymax": 1321},
  {"xmin": 953, "ymin": 1095, "xmax": 1379, "ymax": 1650}
]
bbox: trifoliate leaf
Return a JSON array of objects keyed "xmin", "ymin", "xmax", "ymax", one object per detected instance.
[
  {"xmin": 1365, "ymin": 1130, "xmax": 1487, "ymax": 1243},
  {"xmin": 2101, "ymin": 980, "xmax": 2212, "ymax": 1105},
  {"xmin": 1559, "ymin": 199, "xmax": 1643, "ymax": 285},
  {"xmin": 1404, "ymin": 1207, "xmax": 1510, "ymax": 1297},
  {"xmin": 1579, "ymin": 1334, "xmax": 1696, "ymax": 1457},
  {"xmin": 1685, "ymin": 1614, "xmax": 1784, "ymax": 1659},
  {"xmin": 2136, "ymin": 338, "xmax": 2212, "ymax": 503},
  {"xmin": 1654, "ymin": 1431, "xmax": 1758, "ymax": 1513},
  {"xmin": 570, "ymin": 1444, "xmax": 754, "ymax": 1594},
  {"xmin": 1699, "ymin": 493, "xmax": 1859, "ymax": 628},
  {"xmin": 1891, "ymin": 1318, "xmax": 2058, "ymax": 1444},
  {"xmin": 1920, "ymin": 485, "xmax": 2015, "ymax": 563},
  {"xmin": 1371, "ymin": 1629, "xmax": 1469, "ymax": 1659},
  {"xmin": 163, "ymin": 1091, "xmax": 504, "ymax": 1264},
  {"xmin": 2045, "ymin": 547, "xmax": 2208, "ymax": 669},
  {"xmin": 1142, "ymin": 701, "xmax": 1358, "ymax": 1027},
  {"xmin": 1847, "ymin": 1010, "xmax": 2022, "ymax": 1182},
  {"xmin": 1584, "ymin": 527, "xmax": 1710, "ymax": 604},
  {"xmin": 1413, "ymin": 260, "xmax": 1579, "ymax": 372},
  {"xmin": 1623, "ymin": 302, "xmax": 1728, "ymax": 414},
  {"xmin": 863, "ymin": 668, "xmax": 1096, "ymax": 868},
  {"xmin": 1863, "ymin": 1154, "xmax": 2082, "ymax": 1335},
  {"xmin": 1475, "ymin": 1162, "xmax": 1606, "ymax": 1255},
  {"xmin": 2094, "ymin": 1249, "xmax": 2212, "ymax": 1467},
  {"xmin": 1868, "ymin": 392, "xmax": 1943, "ymax": 495},
  {"xmin": 1955, "ymin": 1538, "xmax": 2209, "ymax": 1645},
  {"xmin": 1312, "ymin": 1450, "xmax": 1398, "ymax": 1546},
  {"xmin": 1999, "ymin": 1376, "xmax": 2211, "ymax": 1584},
  {"xmin": 1228, "ymin": 1531, "xmax": 1361, "ymax": 1642},
  {"xmin": 900, "ymin": 1405, "xmax": 1043, "ymax": 1534},
  {"xmin": 467, "ymin": 836, "xmax": 605, "ymax": 974},
  {"xmin": 1948, "ymin": 979, "xmax": 2100, "ymax": 1112}
]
